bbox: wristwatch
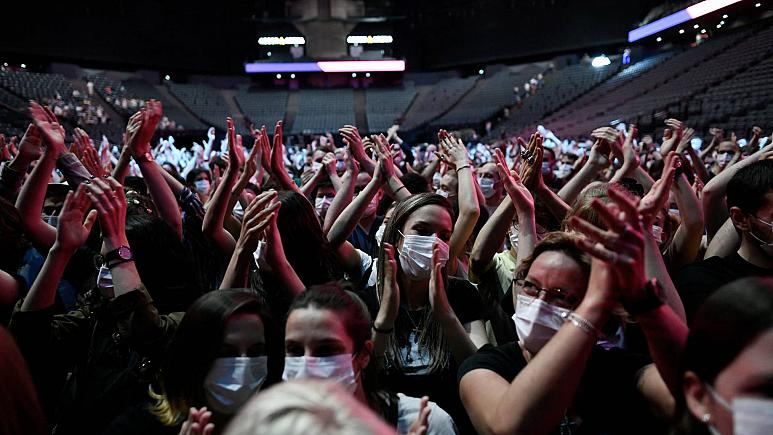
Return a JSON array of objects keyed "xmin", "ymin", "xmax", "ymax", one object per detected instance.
[
  {"xmin": 135, "ymin": 151, "xmax": 154, "ymax": 163},
  {"xmin": 624, "ymin": 278, "xmax": 665, "ymax": 316},
  {"xmin": 104, "ymin": 245, "xmax": 133, "ymax": 268}
]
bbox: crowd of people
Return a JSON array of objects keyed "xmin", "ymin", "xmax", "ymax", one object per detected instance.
[{"xmin": 0, "ymin": 97, "xmax": 771, "ymax": 435}]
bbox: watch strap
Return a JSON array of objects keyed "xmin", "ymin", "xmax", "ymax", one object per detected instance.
[
  {"xmin": 624, "ymin": 278, "xmax": 665, "ymax": 316},
  {"xmin": 104, "ymin": 246, "xmax": 132, "ymax": 264}
]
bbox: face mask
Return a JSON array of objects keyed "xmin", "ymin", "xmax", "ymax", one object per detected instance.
[
  {"xmin": 555, "ymin": 163, "xmax": 572, "ymax": 179},
  {"xmin": 194, "ymin": 179, "xmax": 211, "ymax": 194},
  {"xmin": 652, "ymin": 225, "xmax": 663, "ymax": 244},
  {"xmin": 398, "ymin": 232, "xmax": 449, "ymax": 281},
  {"xmin": 716, "ymin": 152, "xmax": 733, "ymax": 166},
  {"xmin": 432, "ymin": 172, "xmax": 441, "ymax": 189},
  {"xmin": 513, "ymin": 294, "xmax": 570, "ymax": 354},
  {"xmin": 748, "ymin": 216, "xmax": 773, "ymax": 257},
  {"xmin": 204, "ymin": 356, "xmax": 268, "ymax": 414},
  {"xmin": 436, "ymin": 189, "xmax": 449, "ymax": 198},
  {"xmin": 706, "ymin": 384, "xmax": 773, "ymax": 435},
  {"xmin": 374, "ymin": 223, "xmax": 386, "ymax": 246},
  {"xmin": 315, "ymin": 196, "xmax": 332, "ymax": 216},
  {"xmin": 541, "ymin": 162, "xmax": 551, "ymax": 174},
  {"xmin": 97, "ymin": 265, "xmax": 114, "ymax": 293},
  {"xmin": 336, "ymin": 160, "xmax": 345, "ymax": 172},
  {"xmin": 364, "ymin": 197, "xmax": 378, "ymax": 217},
  {"xmin": 282, "ymin": 354, "xmax": 357, "ymax": 393},
  {"xmin": 509, "ymin": 224, "xmax": 519, "ymax": 250},
  {"xmin": 479, "ymin": 177, "xmax": 496, "ymax": 199}
]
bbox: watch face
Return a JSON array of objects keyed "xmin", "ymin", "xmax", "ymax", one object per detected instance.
[{"xmin": 117, "ymin": 246, "xmax": 132, "ymax": 260}]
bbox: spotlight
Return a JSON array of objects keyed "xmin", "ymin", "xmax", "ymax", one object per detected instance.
[
  {"xmin": 591, "ymin": 55, "xmax": 611, "ymax": 68},
  {"xmin": 164, "ymin": 75, "xmax": 171, "ymax": 81},
  {"xmin": 267, "ymin": 51, "xmax": 272, "ymax": 57},
  {"xmin": 694, "ymin": 24, "xmax": 700, "ymax": 29},
  {"xmin": 701, "ymin": 29, "xmax": 707, "ymax": 34},
  {"xmin": 365, "ymin": 72, "xmax": 371, "ymax": 78},
  {"xmin": 723, "ymin": 14, "xmax": 728, "ymax": 19},
  {"xmin": 679, "ymin": 29, "xmax": 685, "ymax": 34},
  {"xmin": 717, "ymin": 24, "xmax": 722, "ymax": 28},
  {"xmin": 656, "ymin": 37, "xmax": 662, "ymax": 42},
  {"xmin": 478, "ymin": 69, "xmax": 484, "ymax": 75},
  {"xmin": 276, "ymin": 74, "xmax": 282, "ymax": 79},
  {"xmin": 290, "ymin": 74, "xmax": 296, "ymax": 79},
  {"xmin": 352, "ymin": 73, "xmax": 357, "ymax": 78},
  {"xmin": 20, "ymin": 63, "xmax": 26, "ymax": 68},
  {"xmin": 756, "ymin": 3, "xmax": 761, "ymax": 8}
]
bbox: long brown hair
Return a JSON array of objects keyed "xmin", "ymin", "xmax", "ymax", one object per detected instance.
[{"xmin": 376, "ymin": 193, "xmax": 454, "ymax": 373}]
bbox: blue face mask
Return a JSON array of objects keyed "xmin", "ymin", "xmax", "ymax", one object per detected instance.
[{"xmin": 204, "ymin": 356, "xmax": 268, "ymax": 414}]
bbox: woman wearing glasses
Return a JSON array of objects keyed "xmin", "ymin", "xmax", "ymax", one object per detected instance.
[{"xmin": 458, "ymin": 185, "xmax": 688, "ymax": 435}]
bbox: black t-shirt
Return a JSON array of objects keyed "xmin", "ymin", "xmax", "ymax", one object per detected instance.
[
  {"xmin": 675, "ymin": 253, "xmax": 773, "ymax": 322},
  {"xmin": 458, "ymin": 342, "xmax": 662, "ymax": 435},
  {"xmin": 347, "ymin": 217, "xmax": 383, "ymax": 258},
  {"xmin": 355, "ymin": 277, "xmax": 486, "ymax": 434}
]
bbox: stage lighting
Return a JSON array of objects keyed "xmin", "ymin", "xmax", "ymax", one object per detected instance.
[
  {"xmin": 20, "ymin": 63, "xmax": 26, "ymax": 68},
  {"xmin": 276, "ymin": 74, "xmax": 282, "ymax": 79},
  {"xmin": 290, "ymin": 74, "xmax": 296, "ymax": 79},
  {"xmin": 656, "ymin": 37, "xmax": 662, "ymax": 41},
  {"xmin": 164, "ymin": 75, "xmax": 170, "ymax": 81},
  {"xmin": 591, "ymin": 55, "xmax": 611, "ymax": 68},
  {"xmin": 365, "ymin": 73, "xmax": 371, "ymax": 78},
  {"xmin": 679, "ymin": 29, "xmax": 685, "ymax": 33},
  {"xmin": 352, "ymin": 73, "xmax": 357, "ymax": 78}
]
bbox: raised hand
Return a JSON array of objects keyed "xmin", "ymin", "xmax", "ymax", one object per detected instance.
[
  {"xmin": 372, "ymin": 134, "xmax": 396, "ymax": 180},
  {"xmin": 16, "ymin": 124, "xmax": 43, "ymax": 162},
  {"xmin": 238, "ymin": 190, "xmax": 280, "ymax": 254},
  {"xmin": 225, "ymin": 117, "xmax": 245, "ymax": 174},
  {"xmin": 568, "ymin": 184, "xmax": 647, "ymax": 296},
  {"xmin": 29, "ymin": 101, "xmax": 66, "ymax": 158},
  {"xmin": 664, "ymin": 118, "xmax": 684, "ymax": 144},
  {"xmin": 675, "ymin": 127, "xmax": 695, "ymax": 155},
  {"xmin": 322, "ymin": 152, "xmax": 337, "ymax": 175},
  {"xmin": 74, "ymin": 128, "xmax": 105, "ymax": 178},
  {"xmin": 133, "ymin": 100, "xmax": 163, "ymax": 155},
  {"xmin": 374, "ymin": 243, "xmax": 400, "ymax": 331},
  {"xmin": 495, "ymin": 148, "xmax": 534, "ymax": 214},
  {"xmin": 638, "ymin": 152, "xmax": 681, "ymax": 225},
  {"xmin": 53, "ymin": 184, "xmax": 98, "ymax": 254},
  {"xmin": 178, "ymin": 407, "xmax": 214, "ymax": 435},
  {"xmin": 237, "ymin": 136, "xmax": 262, "ymax": 188},
  {"xmin": 207, "ymin": 127, "xmax": 216, "ymax": 142},
  {"xmin": 519, "ymin": 132, "xmax": 544, "ymax": 191},
  {"xmin": 0, "ymin": 135, "xmax": 10, "ymax": 161},
  {"xmin": 428, "ymin": 241, "xmax": 452, "ymax": 317},
  {"xmin": 437, "ymin": 130, "xmax": 469, "ymax": 170},
  {"xmin": 84, "ymin": 176, "xmax": 128, "ymax": 250},
  {"xmin": 258, "ymin": 125, "xmax": 272, "ymax": 172},
  {"xmin": 408, "ymin": 396, "xmax": 431, "ymax": 435},
  {"xmin": 339, "ymin": 125, "xmax": 364, "ymax": 155}
]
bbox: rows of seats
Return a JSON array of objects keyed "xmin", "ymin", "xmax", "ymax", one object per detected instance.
[
  {"xmin": 292, "ymin": 89, "xmax": 354, "ymax": 134},
  {"xmin": 365, "ymin": 83, "xmax": 416, "ymax": 133},
  {"xmin": 123, "ymin": 79, "xmax": 205, "ymax": 130},
  {"xmin": 0, "ymin": 71, "xmax": 76, "ymax": 104},
  {"xmin": 167, "ymin": 83, "xmax": 233, "ymax": 129},
  {"xmin": 497, "ymin": 61, "xmax": 620, "ymax": 138},
  {"xmin": 234, "ymin": 87, "xmax": 288, "ymax": 130},
  {"xmin": 88, "ymin": 73, "xmax": 140, "ymax": 117},
  {"xmin": 0, "ymin": 87, "xmax": 25, "ymax": 111},
  {"xmin": 432, "ymin": 66, "xmax": 544, "ymax": 128},
  {"xmin": 401, "ymin": 76, "xmax": 479, "ymax": 131}
]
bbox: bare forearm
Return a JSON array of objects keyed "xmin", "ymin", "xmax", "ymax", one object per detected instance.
[
  {"xmin": 635, "ymin": 305, "xmax": 689, "ymax": 396},
  {"xmin": 686, "ymin": 147, "xmax": 709, "ymax": 183},
  {"xmin": 221, "ymin": 245, "xmax": 252, "ymax": 289},
  {"xmin": 558, "ymin": 163, "xmax": 600, "ymax": 205},
  {"xmin": 448, "ymin": 167, "xmax": 480, "ymax": 263},
  {"xmin": 16, "ymin": 153, "xmax": 57, "ymax": 250},
  {"xmin": 644, "ymin": 234, "xmax": 686, "ymax": 321},
  {"xmin": 138, "ymin": 161, "xmax": 182, "ymax": 238},
  {"xmin": 300, "ymin": 170, "xmax": 325, "ymax": 198},
  {"xmin": 21, "ymin": 247, "xmax": 71, "ymax": 311},
  {"xmin": 113, "ymin": 149, "xmax": 132, "ymax": 184},
  {"xmin": 538, "ymin": 185, "xmax": 570, "ymax": 223},
  {"xmin": 668, "ymin": 178, "xmax": 704, "ymax": 269},
  {"xmin": 471, "ymin": 196, "xmax": 515, "ymax": 268},
  {"xmin": 324, "ymin": 173, "xmax": 357, "ymax": 237},
  {"xmin": 202, "ymin": 171, "xmax": 238, "ymax": 254}
]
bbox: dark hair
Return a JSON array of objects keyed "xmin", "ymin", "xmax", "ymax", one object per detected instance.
[
  {"xmin": 399, "ymin": 172, "xmax": 430, "ymax": 194},
  {"xmin": 123, "ymin": 176, "xmax": 148, "ymax": 196},
  {"xmin": 125, "ymin": 215, "xmax": 200, "ymax": 312},
  {"xmin": 185, "ymin": 167, "xmax": 211, "ymax": 186},
  {"xmin": 0, "ymin": 326, "xmax": 46, "ymax": 435},
  {"xmin": 726, "ymin": 160, "xmax": 773, "ymax": 215},
  {"xmin": 515, "ymin": 231, "xmax": 591, "ymax": 283},
  {"xmin": 288, "ymin": 282, "xmax": 371, "ymax": 353},
  {"xmin": 276, "ymin": 190, "xmax": 343, "ymax": 286},
  {"xmin": 154, "ymin": 290, "xmax": 275, "ymax": 424},
  {"xmin": 673, "ymin": 277, "xmax": 773, "ymax": 435},
  {"xmin": 0, "ymin": 197, "xmax": 29, "ymax": 273},
  {"xmin": 376, "ymin": 193, "xmax": 454, "ymax": 373}
]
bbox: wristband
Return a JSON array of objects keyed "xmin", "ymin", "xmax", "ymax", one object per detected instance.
[
  {"xmin": 395, "ymin": 185, "xmax": 407, "ymax": 193},
  {"xmin": 107, "ymin": 258, "xmax": 135, "ymax": 269},
  {"xmin": 372, "ymin": 323, "xmax": 394, "ymax": 334},
  {"xmin": 456, "ymin": 165, "xmax": 470, "ymax": 172},
  {"xmin": 563, "ymin": 312, "xmax": 600, "ymax": 338},
  {"xmin": 623, "ymin": 278, "xmax": 665, "ymax": 316}
]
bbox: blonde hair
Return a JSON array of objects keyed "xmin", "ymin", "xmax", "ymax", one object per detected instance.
[
  {"xmin": 148, "ymin": 385, "xmax": 184, "ymax": 426},
  {"xmin": 223, "ymin": 380, "xmax": 394, "ymax": 435}
]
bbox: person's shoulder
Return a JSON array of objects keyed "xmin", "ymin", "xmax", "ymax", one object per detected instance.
[
  {"xmin": 457, "ymin": 342, "xmax": 524, "ymax": 383},
  {"xmin": 396, "ymin": 393, "xmax": 458, "ymax": 435},
  {"xmin": 447, "ymin": 277, "xmax": 486, "ymax": 323}
]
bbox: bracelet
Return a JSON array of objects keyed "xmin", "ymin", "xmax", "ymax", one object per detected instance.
[
  {"xmin": 456, "ymin": 165, "xmax": 470, "ymax": 172},
  {"xmin": 107, "ymin": 258, "xmax": 135, "ymax": 269},
  {"xmin": 395, "ymin": 185, "xmax": 407, "ymax": 193},
  {"xmin": 372, "ymin": 323, "xmax": 394, "ymax": 334},
  {"xmin": 563, "ymin": 312, "xmax": 600, "ymax": 338}
]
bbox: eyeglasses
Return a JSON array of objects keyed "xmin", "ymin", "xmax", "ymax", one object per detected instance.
[{"xmin": 514, "ymin": 279, "xmax": 580, "ymax": 309}]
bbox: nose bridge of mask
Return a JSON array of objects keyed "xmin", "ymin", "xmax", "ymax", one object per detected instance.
[
  {"xmin": 283, "ymin": 354, "xmax": 355, "ymax": 381},
  {"xmin": 399, "ymin": 231, "xmax": 448, "ymax": 258}
]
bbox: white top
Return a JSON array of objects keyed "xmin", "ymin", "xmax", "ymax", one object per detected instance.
[{"xmin": 396, "ymin": 393, "xmax": 458, "ymax": 435}]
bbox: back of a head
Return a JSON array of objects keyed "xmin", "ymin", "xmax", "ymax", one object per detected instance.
[
  {"xmin": 400, "ymin": 172, "xmax": 430, "ymax": 194},
  {"xmin": 223, "ymin": 380, "xmax": 394, "ymax": 435},
  {"xmin": 683, "ymin": 277, "xmax": 773, "ymax": 385},
  {"xmin": 726, "ymin": 160, "xmax": 773, "ymax": 215}
]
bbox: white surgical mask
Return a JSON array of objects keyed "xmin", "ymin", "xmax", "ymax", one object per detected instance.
[
  {"xmin": 555, "ymin": 163, "xmax": 572, "ymax": 179},
  {"xmin": 194, "ymin": 179, "xmax": 211, "ymax": 194},
  {"xmin": 749, "ymin": 216, "xmax": 773, "ymax": 257},
  {"xmin": 315, "ymin": 196, "xmax": 332, "ymax": 216},
  {"xmin": 397, "ymin": 232, "xmax": 449, "ymax": 281},
  {"xmin": 374, "ymin": 222, "xmax": 386, "ymax": 246},
  {"xmin": 436, "ymin": 189, "xmax": 449, "ymax": 198},
  {"xmin": 282, "ymin": 354, "xmax": 357, "ymax": 393},
  {"xmin": 204, "ymin": 356, "xmax": 268, "ymax": 414},
  {"xmin": 716, "ymin": 152, "xmax": 733, "ymax": 166},
  {"xmin": 541, "ymin": 162, "xmax": 551, "ymax": 174},
  {"xmin": 707, "ymin": 385, "xmax": 773, "ymax": 435},
  {"xmin": 509, "ymin": 224, "xmax": 519, "ymax": 250},
  {"xmin": 432, "ymin": 172, "xmax": 442, "ymax": 189},
  {"xmin": 479, "ymin": 177, "xmax": 496, "ymax": 198},
  {"xmin": 513, "ymin": 294, "xmax": 570, "ymax": 354}
]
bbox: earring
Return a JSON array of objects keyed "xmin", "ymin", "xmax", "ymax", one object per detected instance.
[{"xmin": 702, "ymin": 413, "xmax": 711, "ymax": 423}]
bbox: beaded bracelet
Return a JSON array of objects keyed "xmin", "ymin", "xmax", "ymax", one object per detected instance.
[{"xmin": 563, "ymin": 312, "xmax": 600, "ymax": 338}]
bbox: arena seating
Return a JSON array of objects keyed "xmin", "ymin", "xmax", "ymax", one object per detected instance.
[
  {"xmin": 431, "ymin": 65, "xmax": 544, "ymax": 129},
  {"xmin": 121, "ymin": 79, "xmax": 205, "ymax": 130},
  {"xmin": 234, "ymin": 87, "xmax": 289, "ymax": 130},
  {"xmin": 292, "ymin": 89, "xmax": 355, "ymax": 134},
  {"xmin": 365, "ymin": 83, "xmax": 416, "ymax": 133},
  {"xmin": 401, "ymin": 76, "xmax": 479, "ymax": 131},
  {"xmin": 167, "ymin": 83, "xmax": 233, "ymax": 130}
]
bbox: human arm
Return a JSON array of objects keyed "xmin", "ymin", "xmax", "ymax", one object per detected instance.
[
  {"xmin": 522, "ymin": 133, "xmax": 571, "ymax": 222},
  {"xmin": 0, "ymin": 124, "xmax": 42, "ymax": 199},
  {"xmin": 113, "ymin": 113, "xmax": 143, "ymax": 183},
  {"xmin": 268, "ymin": 121, "xmax": 302, "ymax": 193},
  {"xmin": 666, "ymin": 172, "xmax": 704, "ymax": 271},
  {"xmin": 220, "ymin": 191, "xmax": 279, "ymax": 289},
  {"xmin": 300, "ymin": 152, "xmax": 334, "ymax": 198},
  {"xmin": 202, "ymin": 118, "xmax": 243, "ymax": 256},
  {"xmin": 340, "ymin": 125, "xmax": 377, "ymax": 176},
  {"xmin": 21, "ymin": 184, "xmax": 97, "ymax": 311},
  {"xmin": 558, "ymin": 141, "xmax": 608, "ymax": 205},
  {"xmin": 227, "ymin": 136, "xmax": 261, "ymax": 213},
  {"xmin": 130, "ymin": 101, "xmax": 183, "ymax": 239}
]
